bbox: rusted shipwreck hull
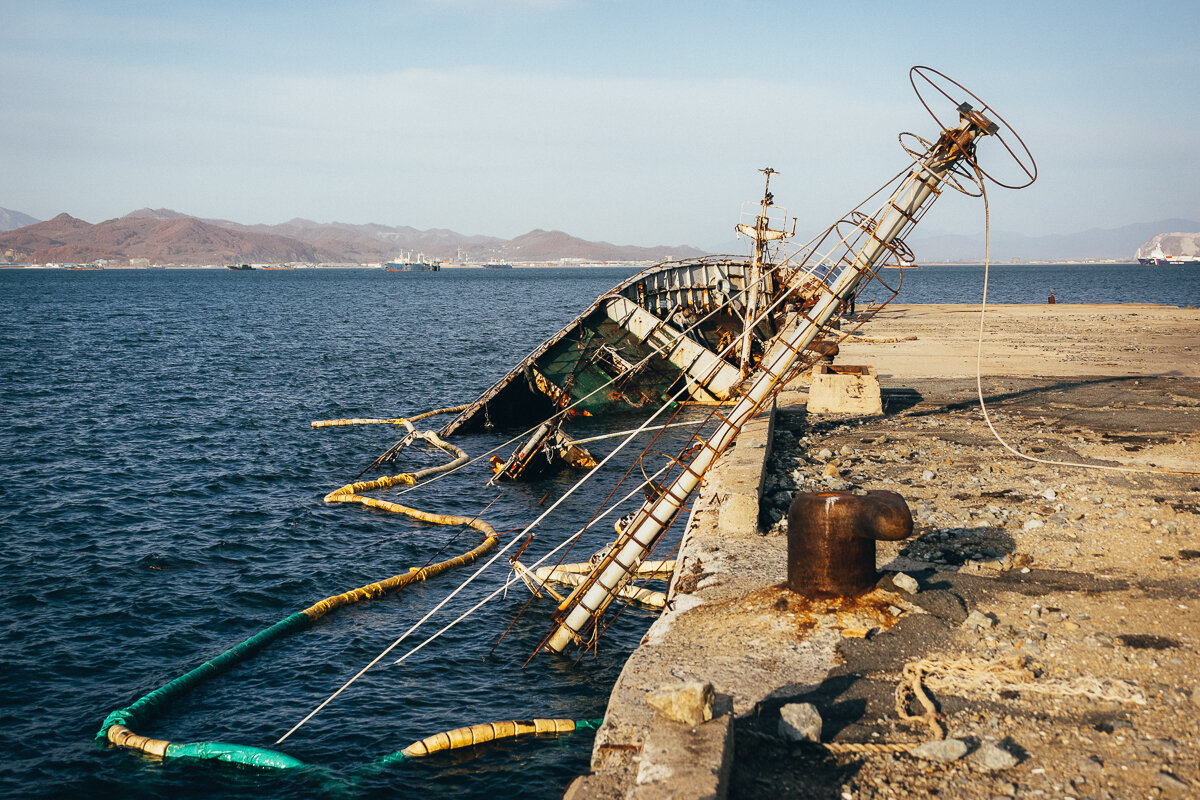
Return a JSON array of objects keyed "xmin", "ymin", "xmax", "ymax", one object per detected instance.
[{"xmin": 440, "ymin": 255, "xmax": 821, "ymax": 441}]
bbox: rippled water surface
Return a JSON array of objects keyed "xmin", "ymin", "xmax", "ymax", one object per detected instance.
[
  {"xmin": 1, "ymin": 263, "xmax": 1196, "ymax": 799},
  {"xmin": 1, "ymin": 267, "xmax": 660, "ymax": 800},
  {"xmin": 856, "ymin": 261, "xmax": 1200, "ymax": 306}
]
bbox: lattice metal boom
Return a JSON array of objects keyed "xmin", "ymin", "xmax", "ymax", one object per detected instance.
[{"xmin": 544, "ymin": 108, "xmax": 995, "ymax": 655}]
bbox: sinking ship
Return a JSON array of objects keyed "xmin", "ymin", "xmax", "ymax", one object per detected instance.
[
  {"xmin": 442, "ymin": 171, "xmax": 838, "ymax": 481},
  {"xmin": 98, "ymin": 66, "xmax": 1038, "ymax": 778}
]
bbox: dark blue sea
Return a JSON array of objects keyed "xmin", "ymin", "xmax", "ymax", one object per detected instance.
[
  {"xmin": 0, "ymin": 262, "xmax": 1196, "ymax": 800},
  {"xmin": 854, "ymin": 260, "xmax": 1200, "ymax": 307}
]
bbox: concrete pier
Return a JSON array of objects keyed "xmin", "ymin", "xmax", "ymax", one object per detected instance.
[{"xmin": 565, "ymin": 304, "xmax": 1200, "ymax": 800}]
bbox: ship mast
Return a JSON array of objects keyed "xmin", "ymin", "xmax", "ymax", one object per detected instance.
[
  {"xmin": 735, "ymin": 168, "xmax": 789, "ymax": 376},
  {"xmin": 544, "ymin": 107, "xmax": 999, "ymax": 656}
]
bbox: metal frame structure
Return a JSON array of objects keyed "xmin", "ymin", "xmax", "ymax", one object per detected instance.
[{"xmin": 544, "ymin": 69, "xmax": 1033, "ymax": 654}]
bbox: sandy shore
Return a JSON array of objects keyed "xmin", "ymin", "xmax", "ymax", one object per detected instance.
[{"xmin": 837, "ymin": 303, "xmax": 1200, "ymax": 379}]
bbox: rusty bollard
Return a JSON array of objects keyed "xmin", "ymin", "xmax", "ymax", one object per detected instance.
[{"xmin": 787, "ymin": 490, "xmax": 913, "ymax": 598}]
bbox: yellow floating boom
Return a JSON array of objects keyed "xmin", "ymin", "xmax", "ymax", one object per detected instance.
[{"xmin": 401, "ymin": 718, "xmax": 580, "ymax": 757}]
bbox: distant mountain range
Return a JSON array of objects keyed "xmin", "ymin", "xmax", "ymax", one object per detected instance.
[
  {"xmin": 0, "ymin": 207, "xmax": 38, "ymax": 232},
  {"xmin": 905, "ymin": 219, "xmax": 1200, "ymax": 263},
  {"xmin": 0, "ymin": 207, "xmax": 704, "ymax": 265},
  {"xmin": 1, "ymin": 204, "xmax": 1196, "ymax": 265},
  {"xmin": 706, "ymin": 219, "xmax": 1200, "ymax": 264},
  {"xmin": 1134, "ymin": 231, "xmax": 1200, "ymax": 260}
]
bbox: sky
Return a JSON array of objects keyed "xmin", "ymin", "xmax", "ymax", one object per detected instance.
[{"xmin": 2, "ymin": 0, "xmax": 1197, "ymax": 249}]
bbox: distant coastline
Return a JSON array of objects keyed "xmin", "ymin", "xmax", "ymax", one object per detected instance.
[
  {"xmin": 1, "ymin": 206, "xmax": 1196, "ymax": 269},
  {"xmin": 0, "ymin": 259, "xmax": 1163, "ymax": 271}
]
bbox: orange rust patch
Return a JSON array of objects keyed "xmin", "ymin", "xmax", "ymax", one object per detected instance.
[
  {"xmin": 686, "ymin": 584, "xmax": 907, "ymax": 640},
  {"xmin": 740, "ymin": 585, "xmax": 904, "ymax": 639}
]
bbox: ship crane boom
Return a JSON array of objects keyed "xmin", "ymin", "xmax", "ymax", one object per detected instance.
[{"xmin": 545, "ymin": 103, "xmax": 1001, "ymax": 655}]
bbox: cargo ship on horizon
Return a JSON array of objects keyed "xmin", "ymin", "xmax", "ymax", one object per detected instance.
[
  {"xmin": 1136, "ymin": 243, "xmax": 1200, "ymax": 266},
  {"xmin": 385, "ymin": 251, "xmax": 440, "ymax": 271}
]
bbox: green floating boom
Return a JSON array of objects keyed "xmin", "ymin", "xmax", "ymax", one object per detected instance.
[{"xmin": 165, "ymin": 742, "xmax": 308, "ymax": 770}]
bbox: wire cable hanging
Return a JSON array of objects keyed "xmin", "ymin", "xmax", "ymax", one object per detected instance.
[{"xmin": 970, "ymin": 167, "xmax": 1199, "ymax": 477}]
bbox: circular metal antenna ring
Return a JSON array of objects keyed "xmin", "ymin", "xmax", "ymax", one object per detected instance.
[{"xmin": 909, "ymin": 66, "xmax": 1038, "ymax": 190}]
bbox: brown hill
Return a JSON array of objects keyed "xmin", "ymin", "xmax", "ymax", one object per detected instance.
[
  {"xmin": 225, "ymin": 218, "xmax": 510, "ymax": 262},
  {"xmin": 0, "ymin": 212, "xmax": 329, "ymax": 264},
  {"xmin": 0, "ymin": 213, "xmax": 102, "ymax": 261},
  {"xmin": 0, "ymin": 210, "xmax": 707, "ymax": 265}
]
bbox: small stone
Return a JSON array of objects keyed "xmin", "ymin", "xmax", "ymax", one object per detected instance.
[
  {"xmin": 911, "ymin": 737, "xmax": 968, "ymax": 763},
  {"xmin": 1154, "ymin": 771, "xmax": 1190, "ymax": 794},
  {"xmin": 822, "ymin": 461, "xmax": 842, "ymax": 478},
  {"xmin": 840, "ymin": 445, "xmax": 853, "ymax": 456},
  {"xmin": 770, "ymin": 490, "xmax": 793, "ymax": 508},
  {"xmin": 1041, "ymin": 489, "xmax": 1058, "ymax": 500},
  {"xmin": 971, "ymin": 741, "xmax": 1019, "ymax": 771},
  {"xmin": 843, "ymin": 625, "xmax": 881, "ymax": 639},
  {"xmin": 645, "ymin": 681, "xmax": 714, "ymax": 726},
  {"xmin": 778, "ymin": 702, "xmax": 822, "ymax": 743},
  {"xmin": 1190, "ymin": 690, "xmax": 1200, "ymax": 709},
  {"xmin": 892, "ymin": 572, "xmax": 920, "ymax": 595},
  {"xmin": 962, "ymin": 609, "xmax": 995, "ymax": 631},
  {"xmin": 1143, "ymin": 738, "xmax": 1177, "ymax": 758},
  {"xmin": 817, "ymin": 448, "xmax": 834, "ymax": 461},
  {"xmin": 922, "ymin": 469, "xmax": 936, "ymax": 481},
  {"xmin": 1023, "ymin": 519, "xmax": 1045, "ymax": 531}
]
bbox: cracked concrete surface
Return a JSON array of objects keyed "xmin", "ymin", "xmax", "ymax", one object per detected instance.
[{"xmin": 565, "ymin": 305, "xmax": 1200, "ymax": 800}]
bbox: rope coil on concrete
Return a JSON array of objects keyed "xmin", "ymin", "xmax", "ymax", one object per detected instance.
[
  {"xmin": 822, "ymin": 654, "xmax": 1144, "ymax": 756},
  {"xmin": 909, "ymin": 655, "xmax": 1145, "ymax": 705}
]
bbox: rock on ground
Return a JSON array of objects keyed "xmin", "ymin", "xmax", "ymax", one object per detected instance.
[
  {"xmin": 778, "ymin": 703, "xmax": 822, "ymax": 743},
  {"xmin": 645, "ymin": 681, "xmax": 714, "ymax": 727}
]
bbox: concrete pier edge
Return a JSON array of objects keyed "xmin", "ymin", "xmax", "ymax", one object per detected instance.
[{"xmin": 567, "ymin": 389, "xmax": 799, "ymax": 799}]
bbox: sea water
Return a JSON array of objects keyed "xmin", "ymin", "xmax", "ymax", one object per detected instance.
[
  {"xmin": 0, "ymin": 263, "xmax": 1196, "ymax": 799},
  {"xmin": 855, "ymin": 261, "xmax": 1200, "ymax": 306}
]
